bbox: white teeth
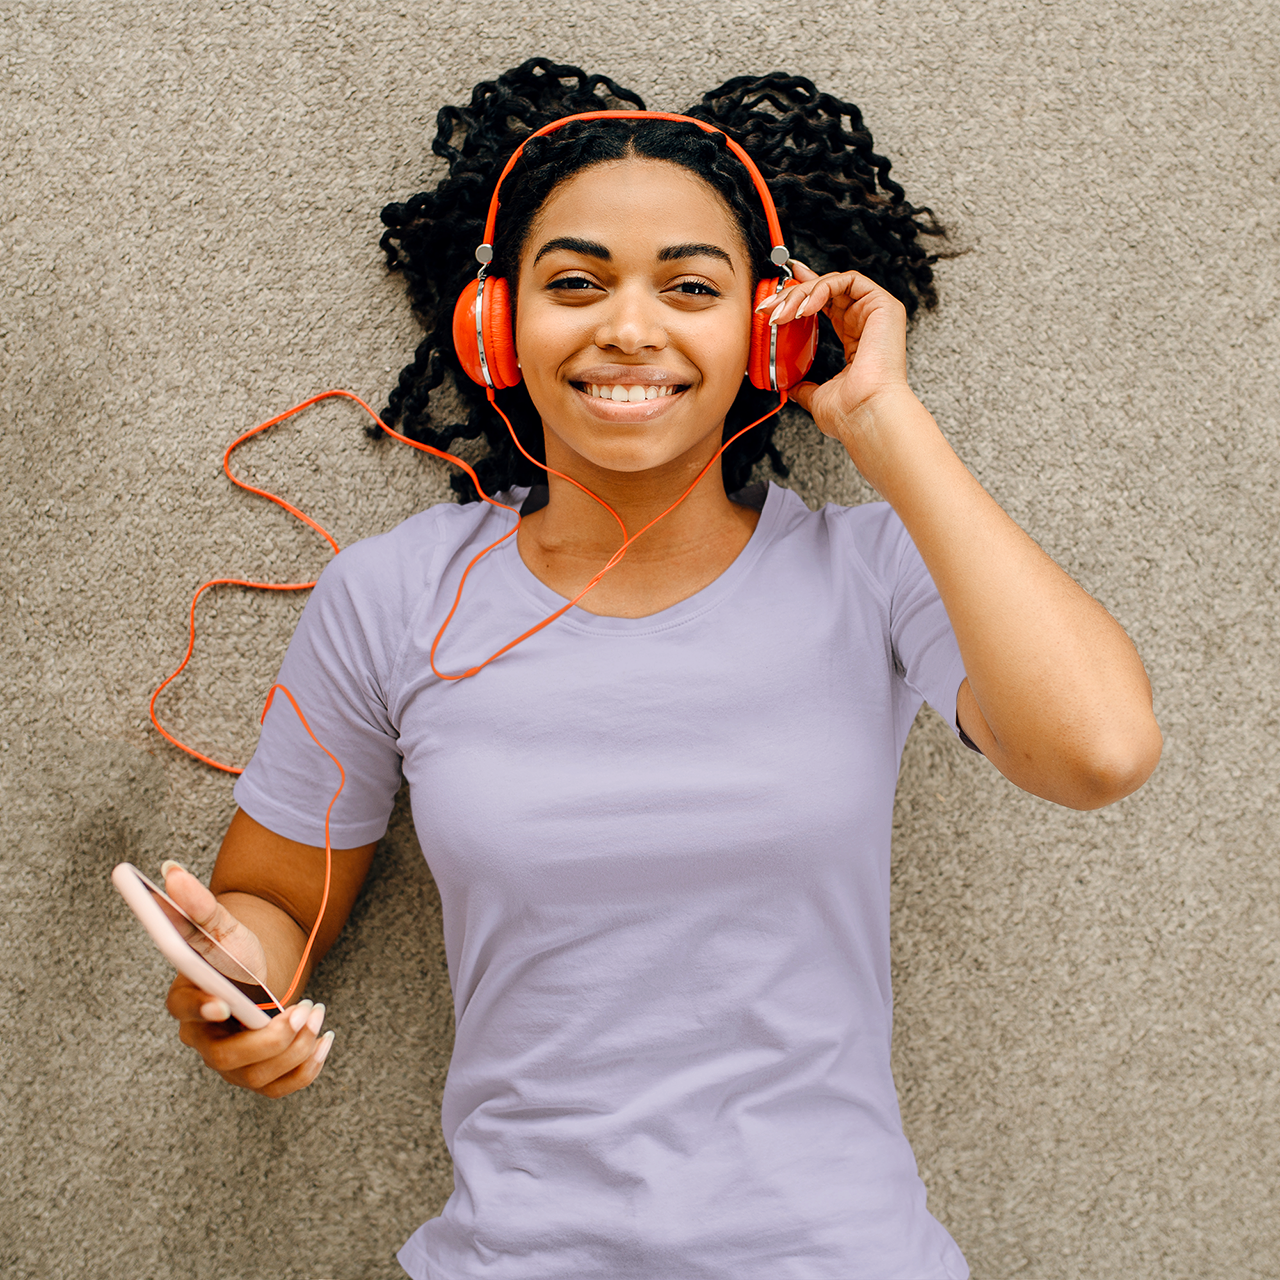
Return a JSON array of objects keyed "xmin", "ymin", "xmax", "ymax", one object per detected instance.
[{"xmin": 583, "ymin": 384, "xmax": 678, "ymax": 400}]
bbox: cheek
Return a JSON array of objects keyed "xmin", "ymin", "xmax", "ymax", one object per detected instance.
[
  {"xmin": 513, "ymin": 309, "xmax": 579, "ymax": 405},
  {"xmin": 728, "ymin": 326, "xmax": 754, "ymax": 380},
  {"xmin": 514, "ymin": 286, "xmax": 576, "ymax": 356},
  {"xmin": 699, "ymin": 287, "xmax": 754, "ymax": 379},
  {"xmin": 700, "ymin": 314, "xmax": 753, "ymax": 392}
]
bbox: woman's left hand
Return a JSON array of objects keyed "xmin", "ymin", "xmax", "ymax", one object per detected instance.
[{"xmin": 755, "ymin": 260, "xmax": 913, "ymax": 438}]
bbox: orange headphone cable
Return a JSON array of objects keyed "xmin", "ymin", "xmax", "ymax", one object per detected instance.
[
  {"xmin": 150, "ymin": 387, "xmax": 787, "ymax": 761},
  {"xmin": 150, "ymin": 387, "xmax": 787, "ymax": 1010},
  {"xmin": 149, "ymin": 389, "xmax": 512, "ymax": 773},
  {"xmin": 246, "ymin": 682, "xmax": 345, "ymax": 1010},
  {"xmin": 441, "ymin": 386, "xmax": 789, "ymax": 679}
]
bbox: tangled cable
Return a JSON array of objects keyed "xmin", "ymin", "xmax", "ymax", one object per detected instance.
[{"xmin": 149, "ymin": 386, "xmax": 786, "ymax": 1007}]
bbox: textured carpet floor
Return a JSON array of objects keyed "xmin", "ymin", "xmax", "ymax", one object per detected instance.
[{"xmin": 1, "ymin": 2, "xmax": 1277, "ymax": 1277}]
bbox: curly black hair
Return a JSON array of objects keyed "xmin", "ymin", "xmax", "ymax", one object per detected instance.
[{"xmin": 377, "ymin": 58, "xmax": 949, "ymax": 502}]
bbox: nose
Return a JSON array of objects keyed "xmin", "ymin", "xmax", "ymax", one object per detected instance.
[{"xmin": 593, "ymin": 282, "xmax": 667, "ymax": 354}]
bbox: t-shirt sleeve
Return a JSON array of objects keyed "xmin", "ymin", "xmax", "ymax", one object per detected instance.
[
  {"xmin": 850, "ymin": 504, "xmax": 971, "ymax": 745},
  {"xmin": 232, "ymin": 539, "xmax": 407, "ymax": 847}
]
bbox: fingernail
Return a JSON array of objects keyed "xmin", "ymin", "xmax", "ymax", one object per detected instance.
[
  {"xmin": 313, "ymin": 1031, "xmax": 335, "ymax": 1067},
  {"xmin": 160, "ymin": 859, "xmax": 186, "ymax": 879},
  {"xmin": 306, "ymin": 1003, "xmax": 326, "ymax": 1036},
  {"xmin": 794, "ymin": 298, "xmax": 811, "ymax": 318},
  {"xmin": 202, "ymin": 999, "xmax": 230, "ymax": 1022},
  {"xmin": 288, "ymin": 1000, "xmax": 314, "ymax": 1032}
]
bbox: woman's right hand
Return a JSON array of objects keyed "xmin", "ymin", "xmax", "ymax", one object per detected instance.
[{"xmin": 161, "ymin": 860, "xmax": 333, "ymax": 1098}]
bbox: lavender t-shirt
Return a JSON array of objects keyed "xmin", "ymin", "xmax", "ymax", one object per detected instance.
[{"xmin": 235, "ymin": 482, "xmax": 970, "ymax": 1280}]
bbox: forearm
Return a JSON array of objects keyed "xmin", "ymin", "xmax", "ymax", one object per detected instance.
[
  {"xmin": 837, "ymin": 388, "xmax": 1161, "ymax": 808},
  {"xmin": 215, "ymin": 891, "xmax": 312, "ymax": 998},
  {"xmin": 208, "ymin": 808, "xmax": 378, "ymax": 1000}
]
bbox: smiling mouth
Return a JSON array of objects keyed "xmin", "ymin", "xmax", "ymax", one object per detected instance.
[{"xmin": 574, "ymin": 382, "xmax": 689, "ymax": 402}]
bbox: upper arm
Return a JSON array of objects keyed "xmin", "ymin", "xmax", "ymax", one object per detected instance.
[{"xmin": 210, "ymin": 808, "xmax": 378, "ymax": 963}]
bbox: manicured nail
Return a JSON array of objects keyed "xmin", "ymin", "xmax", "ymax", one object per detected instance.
[
  {"xmin": 313, "ymin": 1031, "xmax": 335, "ymax": 1067},
  {"xmin": 755, "ymin": 294, "xmax": 778, "ymax": 312},
  {"xmin": 288, "ymin": 1000, "xmax": 314, "ymax": 1032},
  {"xmin": 201, "ymin": 999, "xmax": 231, "ymax": 1022},
  {"xmin": 160, "ymin": 859, "xmax": 185, "ymax": 880},
  {"xmin": 306, "ymin": 1003, "xmax": 326, "ymax": 1036}
]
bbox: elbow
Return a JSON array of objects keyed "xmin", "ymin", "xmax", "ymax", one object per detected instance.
[{"xmin": 1060, "ymin": 716, "xmax": 1163, "ymax": 810}]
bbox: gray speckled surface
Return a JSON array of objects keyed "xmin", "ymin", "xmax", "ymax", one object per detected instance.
[{"xmin": 2, "ymin": 3, "xmax": 1277, "ymax": 1276}]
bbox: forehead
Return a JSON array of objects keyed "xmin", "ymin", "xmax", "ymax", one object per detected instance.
[{"xmin": 525, "ymin": 157, "xmax": 749, "ymax": 262}]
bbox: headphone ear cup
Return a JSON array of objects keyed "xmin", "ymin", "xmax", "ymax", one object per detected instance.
[
  {"xmin": 747, "ymin": 279, "xmax": 778, "ymax": 391},
  {"xmin": 774, "ymin": 300, "xmax": 819, "ymax": 393},
  {"xmin": 452, "ymin": 277, "xmax": 522, "ymax": 389},
  {"xmin": 481, "ymin": 277, "xmax": 521, "ymax": 389},
  {"xmin": 452, "ymin": 278, "xmax": 486, "ymax": 386},
  {"xmin": 748, "ymin": 278, "xmax": 819, "ymax": 392}
]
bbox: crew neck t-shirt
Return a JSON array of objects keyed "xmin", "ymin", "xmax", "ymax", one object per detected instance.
[{"xmin": 234, "ymin": 481, "xmax": 971, "ymax": 1280}]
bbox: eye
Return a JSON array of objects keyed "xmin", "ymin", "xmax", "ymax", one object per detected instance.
[
  {"xmin": 671, "ymin": 278, "xmax": 721, "ymax": 297},
  {"xmin": 547, "ymin": 275, "xmax": 600, "ymax": 292}
]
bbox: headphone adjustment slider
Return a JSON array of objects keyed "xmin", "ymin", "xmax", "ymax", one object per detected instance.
[{"xmin": 475, "ymin": 243, "xmax": 494, "ymax": 266}]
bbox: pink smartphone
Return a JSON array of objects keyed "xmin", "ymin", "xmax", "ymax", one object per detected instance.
[{"xmin": 111, "ymin": 862, "xmax": 284, "ymax": 1029}]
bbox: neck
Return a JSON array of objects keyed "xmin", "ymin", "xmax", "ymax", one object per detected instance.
[
  {"xmin": 527, "ymin": 432, "xmax": 745, "ymax": 563},
  {"xmin": 512, "ymin": 422, "xmax": 764, "ymax": 619}
]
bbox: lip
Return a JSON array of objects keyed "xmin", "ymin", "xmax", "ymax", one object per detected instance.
[
  {"xmin": 570, "ymin": 364, "xmax": 690, "ymax": 387},
  {"xmin": 572, "ymin": 383, "xmax": 688, "ymax": 421}
]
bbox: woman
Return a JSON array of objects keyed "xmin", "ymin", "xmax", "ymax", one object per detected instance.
[{"xmin": 162, "ymin": 59, "xmax": 1161, "ymax": 1279}]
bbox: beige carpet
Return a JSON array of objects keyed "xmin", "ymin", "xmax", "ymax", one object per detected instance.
[{"xmin": 2, "ymin": 2, "xmax": 1277, "ymax": 1276}]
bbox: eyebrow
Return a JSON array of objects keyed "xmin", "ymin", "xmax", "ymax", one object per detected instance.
[
  {"xmin": 532, "ymin": 237, "xmax": 735, "ymax": 271},
  {"xmin": 658, "ymin": 243, "xmax": 734, "ymax": 271},
  {"xmin": 533, "ymin": 236, "xmax": 610, "ymax": 265}
]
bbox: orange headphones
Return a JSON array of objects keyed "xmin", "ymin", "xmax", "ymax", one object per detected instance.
[{"xmin": 450, "ymin": 110, "xmax": 819, "ymax": 395}]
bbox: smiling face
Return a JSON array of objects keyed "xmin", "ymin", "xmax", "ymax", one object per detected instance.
[{"xmin": 514, "ymin": 157, "xmax": 755, "ymax": 483}]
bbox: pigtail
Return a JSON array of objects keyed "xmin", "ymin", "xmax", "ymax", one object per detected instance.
[{"xmin": 376, "ymin": 60, "xmax": 648, "ymax": 501}]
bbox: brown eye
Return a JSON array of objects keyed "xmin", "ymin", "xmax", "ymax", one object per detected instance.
[{"xmin": 673, "ymin": 279, "xmax": 720, "ymax": 297}]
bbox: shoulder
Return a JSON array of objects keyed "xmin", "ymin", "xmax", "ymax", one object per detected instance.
[
  {"xmin": 764, "ymin": 483, "xmax": 902, "ymax": 539},
  {"xmin": 307, "ymin": 496, "xmax": 517, "ymax": 631},
  {"xmin": 811, "ymin": 492, "xmax": 905, "ymax": 542},
  {"xmin": 765, "ymin": 485, "xmax": 913, "ymax": 586},
  {"xmin": 283, "ymin": 496, "xmax": 520, "ymax": 687},
  {"xmin": 317, "ymin": 496, "xmax": 514, "ymax": 595}
]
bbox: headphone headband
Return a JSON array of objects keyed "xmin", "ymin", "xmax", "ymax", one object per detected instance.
[
  {"xmin": 453, "ymin": 108, "xmax": 817, "ymax": 394},
  {"xmin": 475, "ymin": 110, "xmax": 791, "ymax": 270}
]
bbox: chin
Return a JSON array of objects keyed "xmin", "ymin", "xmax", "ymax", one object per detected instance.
[{"xmin": 573, "ymin": 445, "xmax": 689, "ymax": 477}]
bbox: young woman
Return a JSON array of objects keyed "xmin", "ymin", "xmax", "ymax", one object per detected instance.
[{"xmin": 161, "ymin": 59, "xmax": 1161, "ymax": 1279}]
